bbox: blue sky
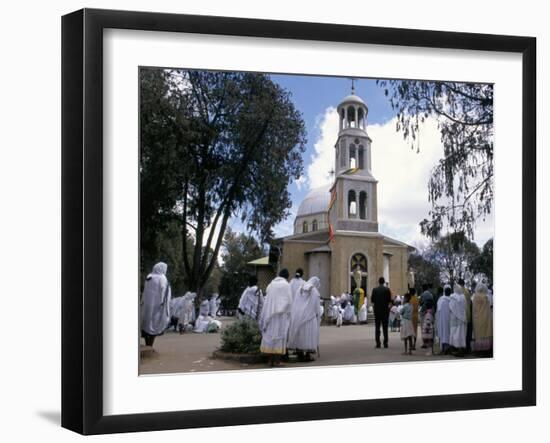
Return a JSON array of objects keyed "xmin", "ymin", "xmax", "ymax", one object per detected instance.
[
  {"xmin": 224, "ymin": 74, "xmax": 494, "ymax": 248},
  {"xmin": 269, "ymin": 75, "xmax": 395, "ymax": 215}
]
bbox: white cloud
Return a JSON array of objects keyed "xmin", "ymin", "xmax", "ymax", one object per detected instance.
[
  {"xmin": 306, "ymin": 108, "xmax": 494, "ymax": 247},
  {"xmin": 295, "ymin": 175, "xmax": 307, "ymax": 191},
  {"xmin": 272, "ymin": 203, "xmax": 299, "ymax": 238},
  {"xmin": 307, "ymin": 107, "xmax": 339, "ymax": 189}
]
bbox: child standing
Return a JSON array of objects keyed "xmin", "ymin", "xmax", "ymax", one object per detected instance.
[
  {"xmin": 390, "ymin": 301, "xmax": 401, "ymax": 332},
  {"xmin": 421, "ymin": 299, "xmax": 435, "ymax": 356},
  {"xmin": 400, "ymin": 293, "xmax": 415, "ymax": 355}
]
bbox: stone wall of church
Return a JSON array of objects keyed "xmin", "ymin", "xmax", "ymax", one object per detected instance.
[
  {"xmin": 329, "ymin": 234, "xmax": 385, "ymax": 297},
  {"xmin": 280, "ymin": 240, "xmax": 322, "ymax": 279},
  {"xmin": 385, "ymin": 245, "xmax": 409, "ymax": 296}
]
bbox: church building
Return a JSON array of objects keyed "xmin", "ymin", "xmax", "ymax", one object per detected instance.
[{"xmin": 251, "ymin": 87, "xmax": 414, "ymax": 300}]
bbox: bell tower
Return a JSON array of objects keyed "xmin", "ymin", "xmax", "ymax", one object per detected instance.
[{"xmin": 330, "ymin": 82, "xmax": 378, "ymax": 232}]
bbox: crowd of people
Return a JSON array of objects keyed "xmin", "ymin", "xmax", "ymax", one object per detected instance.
[
  {"xmin": 368, "ymin": 278, "xmax": 494, "ymax": 357},
  {"xmin": 140, "ymin": 261, "xmax": 493, "ymax": 365},
  {"xmin": 238, "ymin": 268, "xmax": 323, "ymax": 367},
  {"xmin": 140, "ymin": 262, "xmax": 223, "ymax": 347}
]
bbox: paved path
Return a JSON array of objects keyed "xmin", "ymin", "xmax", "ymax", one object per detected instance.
[{"xmin": 140, "ymin": 317, "xmax": 467, "ymax": 375}]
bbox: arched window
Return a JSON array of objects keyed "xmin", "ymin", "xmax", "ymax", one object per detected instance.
[
  {"xmin": 358, "ymin": 108, "xmax": 364, "ymax": 129},
  {"xmin": 358, "ymin": 145, "xmax": 364, "ymax": 169},
  {"xmin": 349, "ymin": 144, "xmax": 357, "ymax": 169},
  {"xmin": 359, "ymin": 191, "xmax": 367, "ymax": 220},
  {"xmin": 303, "ymin": 221, "xmax": 308, "ymax": 233},
  {"xmin": 347, "ymin": 106, "xmax": 356, "ymax": 128},
  {"xmin": 312, "ymin": 219, "xmax": 318, "ymax": 231},
  {"xmin": 348, "ymin": 190, "xmax": 357, "ymax": 217},
  {"xmin": 340, "ymin": 108, "xmax": 346, "ymax": 130}
]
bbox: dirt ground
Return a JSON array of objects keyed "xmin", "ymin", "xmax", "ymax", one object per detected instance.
[{"xmin": 139, "ymin": 317, "xmax": 476, "ymax": 375}]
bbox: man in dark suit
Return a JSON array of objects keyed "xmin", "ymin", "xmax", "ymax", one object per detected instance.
[{"xmin": 371, "ymin": 277, "xmax": 392, "ymax": 348}]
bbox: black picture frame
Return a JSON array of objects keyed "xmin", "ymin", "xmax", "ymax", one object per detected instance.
[{"xmin": 61, "ymin": 8, "xmax": 536, "ymax": 435}]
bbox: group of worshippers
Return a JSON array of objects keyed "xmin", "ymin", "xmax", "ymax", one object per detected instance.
[
  {"xmin": 328, "ymin": 292, "xmax": 369, "ymax": 326},
  {"xmin": 434, "ymin": 279, "xmax": 493, "ymax": 357},
  {"xmin": 369, "ymin": 276, "xmax": 493, "ymax": 357},
  {"xmin": 238, "ymin": 268, "xmax": 322, "ymax": 367},
  {"xmin": 140, "ymin": 262, "xmax": 222, "ymax": 347}
]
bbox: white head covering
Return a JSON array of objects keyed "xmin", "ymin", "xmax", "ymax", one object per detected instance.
[
  {"xmin": 475, "ymin": 282, "xmax": 488, "ymax": 294},
  {"xmin": 260, "ymin": 276, "xmax": 292, "ymax": 327},
  {"xmin": 288, "ymin": 277, "xmax": 322, "ymax": 342},
  {"xmin": 151, "ymin": 262, "xmax": 168, "ymax": 276},
  {"xmin": 449, "ymin": 286, "xmax": 467, "ymax": 322},
  {"xmin": 141, "ymin": 262, "xmax": 171, "ymax": 335}
]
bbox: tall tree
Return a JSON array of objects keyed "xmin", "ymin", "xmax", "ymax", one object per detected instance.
[
  {"xmin": 140, "ymin": 69, "xmax": 306, "ymax": 296},
  {"xmin": 408, "ymin": 251, "xmax": 441, "ymax": 292},
  {"xmin": 378, "ymin": 80, "xmax": 493, "ymax": 240},
  {"xmin": 470, "ymin": 238, "xmax": 493, "ymax": 284},
  {"xmin": 218, "ymin": 228, "xmax": 265, "ymax": 309},
  {"xmin": 429, "ymin": 231, "xmax": 480, "ymax": 284}
]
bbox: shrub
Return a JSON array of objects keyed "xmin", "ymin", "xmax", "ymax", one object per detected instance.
[{"xmin": 219, "ymin": 319, "xmax": 262, "ymax": 354}]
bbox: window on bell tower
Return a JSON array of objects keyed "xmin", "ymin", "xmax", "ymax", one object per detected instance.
[
  {"xmin": 348, "ymin": 190, "xmax": 357, "ymax": 217},
  {"xmin": 303, "ymin": 221, "xmax": 308, "ymax": 233},
  {"xmin": 359, "ymin": 191, "xmax": 367, "ymax": 220},
  {"xmin": 349, "ymin": 144, "xmax": 357, "ymax": 169}
]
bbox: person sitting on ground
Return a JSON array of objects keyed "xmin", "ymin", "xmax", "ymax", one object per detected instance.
[{"xmin": 343, "ymin": 300, "xmax": 356, "ymax": 324}]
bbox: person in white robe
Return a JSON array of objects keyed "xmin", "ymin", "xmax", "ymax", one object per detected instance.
[
  {"xmin": 449, "ymin": 285, "xmax": 467, "ymax": 354},
  {"xmin": 259, "ymin": 269, "xmax": 292, "ymax": 366},
  {"xmin": 209, "ymin": 293, "xmax": 220, "ymax": 318},
  {"xmin": 288, "ymin": 277, "xmax": 321, "ymax": 361},
  {"xmin": 237, "ymin": 275, "xmax": 264, "ymax": 321},
  {"xmin": 175, "ymin": 292, "xmax": 196, "ymax": 333},
  {"xmin": 436, "ymin": 285, "xmax": 452, "ymax": 354},
  {"xmin": 199, "ymin": 299, "xmax": 210, "ymax": 316},
  {"xmin": 194, "ymin": 299, "xmax": 213, "ymax": 333},
  {"xmin": 140, "ymin": 262, "xmax": 172, "ymax": 346},
  {"xmin": 358, "ymin": 301, "xmax": 368, "ymax": 323},
  {"xmin": 169, "ymin": 296, "xmax": 185, "ymax": 331},
  {"xmin": 289, "ymin": 268, "xmax": 305, "ymax": 304},
  {"xmin": 343, "ymin": 300, "xmax": 356, "ymax": 324}
]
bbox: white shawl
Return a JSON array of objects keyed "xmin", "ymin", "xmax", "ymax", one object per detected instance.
[
  {"xmin": 260, "ymin": 277, "xmax": 292, "ymax": 329},
  {"xmin": 140, "ymin": 262, "xmax": 171, "ymax": 335}
]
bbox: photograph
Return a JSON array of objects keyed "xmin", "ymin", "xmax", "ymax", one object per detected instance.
[{"xmin": 138, "ymin": 67, "xmax": 495, "ymax": 375}]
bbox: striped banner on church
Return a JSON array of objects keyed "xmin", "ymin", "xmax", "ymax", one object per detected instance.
[{"xmin": 328, "ymin": 187, "xmax": 337, "ymax": 211}]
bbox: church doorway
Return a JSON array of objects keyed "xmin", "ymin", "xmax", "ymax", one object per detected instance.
[{"xmin": 350, "ymin": 253, "xmax": 368, "ymax": 293}]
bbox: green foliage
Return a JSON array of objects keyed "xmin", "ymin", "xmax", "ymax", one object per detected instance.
[
  {"xmin": 219, "ymin": 319, "xmax": 262, "ymax": 354},
  {"xmin": 218, "ymin": 228, "xmax": 265, "ymax": 309},
  {"xmin": 140, "ymin": 68, "xmax": 306, "ymax": 296},
  {"xmin": 470, "ymin": 238, "xmax": 493, "ymax": 283},
  {"xmin": 410, "ymin": 234, "xmax": 492, "ymax": 289},
  {"xmin": 378, "ymin": 80, "xmax": 493, "ymax": 240},
  {"xmin": 408, "ymin": 251, "xmax": 442, "ymax": 291}
]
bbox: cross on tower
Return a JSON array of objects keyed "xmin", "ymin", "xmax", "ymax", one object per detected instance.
[{"xmin": 350, "ymin": 78, "xmax": 357, "ymax": 95}]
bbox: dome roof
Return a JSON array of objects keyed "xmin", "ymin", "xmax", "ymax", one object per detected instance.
[
  {"xmin": 338, "ymin": 94, "xmax": 366, "ymax": 107},
  {"xmin": 296, "ymin": 185, "xmax": 331, "ymax": 217}
]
